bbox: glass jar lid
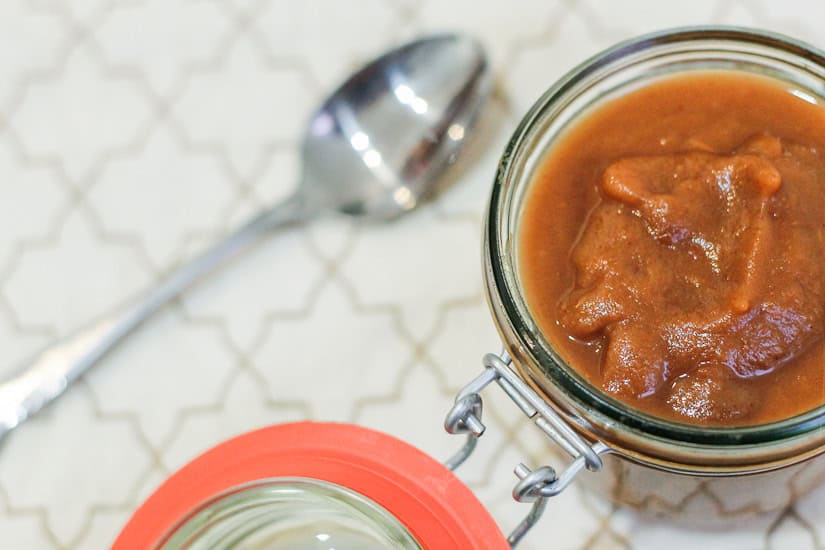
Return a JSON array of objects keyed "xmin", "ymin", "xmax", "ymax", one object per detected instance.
[
  {"xmin": 114, "ymin": 422, "xmax": 507, "ymax": 549},
  {"xmin": 159, "ymin": 478, "xmax": 420, "ymax": 549}
]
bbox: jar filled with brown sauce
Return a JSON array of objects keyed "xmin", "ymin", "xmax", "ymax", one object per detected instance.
[{"xmin": 445, "ymin": 27, "xmax": 825, "ymax": 534}]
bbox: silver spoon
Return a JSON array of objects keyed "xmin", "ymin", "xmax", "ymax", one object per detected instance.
[{"xmin": 0, "ymin": 34, "xmax": 490, "ymax": 440}]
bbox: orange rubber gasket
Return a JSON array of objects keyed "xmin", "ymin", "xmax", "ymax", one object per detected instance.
[{"xmin": 113, "ymin": 422, "xmax": 507, "ymax": 549}]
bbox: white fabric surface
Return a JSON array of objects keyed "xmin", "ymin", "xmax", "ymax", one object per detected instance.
[{"xmin": 0, "ymin": 1, "xmax": 823, "ymax": 548}]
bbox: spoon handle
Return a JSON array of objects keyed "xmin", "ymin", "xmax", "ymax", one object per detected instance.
[{"xmin": 0, "ymin": 193, "xmax": 307, "ymax": 441}]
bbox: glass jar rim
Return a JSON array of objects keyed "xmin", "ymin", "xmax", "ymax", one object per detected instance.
[{"xmin": 487, "ymin": 25, "xmax": 825, "ymax": 449}]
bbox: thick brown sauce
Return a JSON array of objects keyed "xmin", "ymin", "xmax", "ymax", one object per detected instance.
[{"xmin": 519, "ymin": 72, "xmax": 825, "ymax": 426}]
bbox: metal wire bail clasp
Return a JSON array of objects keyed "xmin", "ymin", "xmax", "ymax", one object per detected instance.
[{"xmin": 444, "ymin": 350, "xmax": 611, "ymax": 548}]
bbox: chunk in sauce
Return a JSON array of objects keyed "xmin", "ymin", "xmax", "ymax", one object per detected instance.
[{"xmin": 519, "ymin": 73, "xmax": 825, "ymax": 425}]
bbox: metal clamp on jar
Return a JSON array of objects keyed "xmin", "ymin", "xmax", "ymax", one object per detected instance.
[
  {"xmin": 444, "ymin": 26, "xmax": 825, "ymax": 545},
  {"xmin": 445, "ymin": 350, "xmax": 610, "ymax": 546}
]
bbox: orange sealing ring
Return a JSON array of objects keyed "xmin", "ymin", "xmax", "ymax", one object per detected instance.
[{"xmin": 114, "ymin": 422, "xmax": 507, "ymax": 549}]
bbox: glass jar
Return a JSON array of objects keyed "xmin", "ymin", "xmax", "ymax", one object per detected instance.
[{"xmin": 445, "ymin": 25, "xmax": 825, "ymax": 532}]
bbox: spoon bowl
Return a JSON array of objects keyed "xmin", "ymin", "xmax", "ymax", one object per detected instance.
[
  {"xmin": 301, "ymin": 34, "xmax": 490, "ymax": 219},
  {"xmin": 0, "ymin": 34, "xmax": 491, "ymax": 440}
]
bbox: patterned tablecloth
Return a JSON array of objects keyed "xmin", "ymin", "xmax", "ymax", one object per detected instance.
[{"xmin": 1, "ymin": 1, "xmax": 824, "ymax": 548}]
